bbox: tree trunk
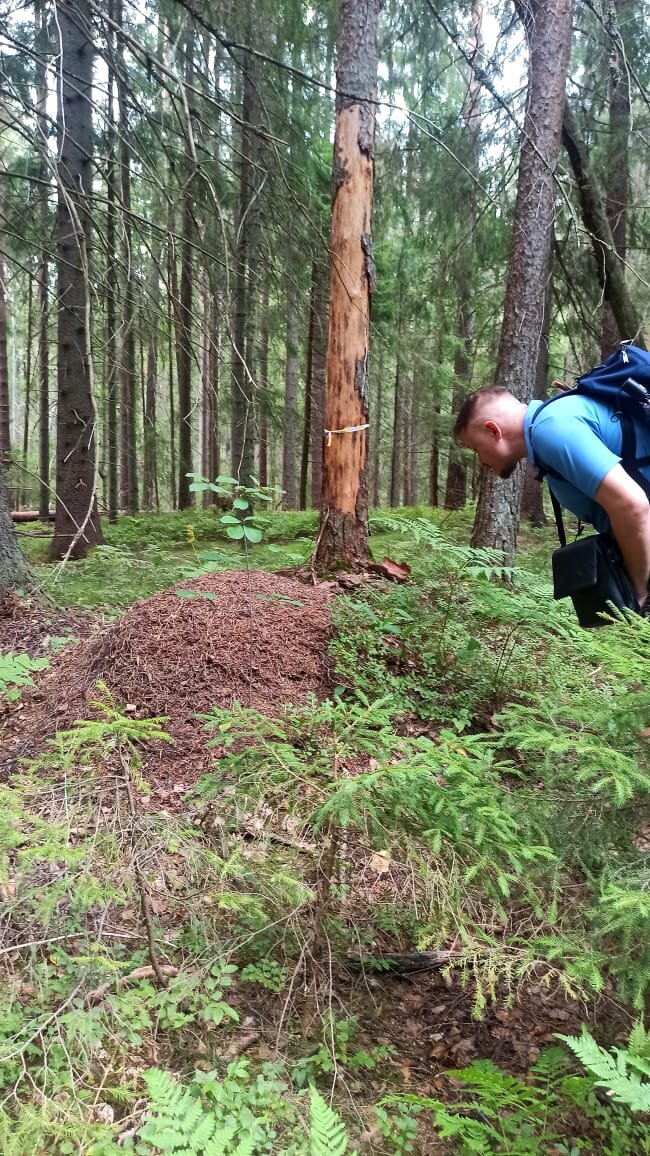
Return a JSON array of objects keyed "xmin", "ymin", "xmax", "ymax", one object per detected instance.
[
  {"xmin": 22, "ymin": 268, "xmax": 33, "ymax": 507},
  {"xmin": 0, "ymin": 254, "xmax": 11, "ymax": 471},
  {"xmin": 282, "ymin": 276, "xmax": 300, "ymax": 509},
  {"xmin": 471, "ymin": 0, "xmax": 571, "ymax": 559},
  {"xmin": 167, "ymin": 231, "xmax": 177, "ymax": 509},
  {"xmin": 50, "ymin": 0, "xmax": 103, "ymax": 560},
  {"xmin": 429, "ymin": 404, "xmax": 440, "ymax": 507},
  {"xmin": 389, "ymin": 358, "xmax": 402, "ymax": 508},
  {"xmin": 562, "ymin": 99, "xmax": 644, "ymax": 349},
  {"xmin": 258, "ymin": 283, "xmax": 269, "ymax": 489},
  {"xmin": 142, "ymin": 265, "xmax": 158, "ymax": 511},
  {"xmin": 309, "ymin": 257, "xmax": 328, "ymax": 508},
  {"xmin": 34, "ymin": 0, "xmax": 50, "ymax": 522},
  {"xmin": 115, "ymin": 0, "xmax": 138, "ymax": 515},
  {"xmin": 601, "ymin": 0, "xmax": 631, "ymax": 359},
  {"xmin": 520, "ymin": 264, "xmax": 553, "ymax": 526},
  {"xmin": 313, "ymin": 0, "xmax": 380, "ymax": 568},
  {"xmin": 370, "ymin": 343, "xmax": 383, "ymax": 507},
  {"xmin": 230, "ymin": 55, "xmax": 255, "ymax": 485},
  {"xmin": 0, "ymin": 468, "xmax": 31, "ymax": 594}
]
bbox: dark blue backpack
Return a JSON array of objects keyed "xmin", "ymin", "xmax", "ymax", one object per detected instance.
[{"xmin": 532, "ymin": 341, "xmax": 650, "ymax": 490}]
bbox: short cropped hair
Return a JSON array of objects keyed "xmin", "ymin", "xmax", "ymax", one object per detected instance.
[{"xmin": 452, "ymin": 386, "xmax": 510, "ymax": 443}]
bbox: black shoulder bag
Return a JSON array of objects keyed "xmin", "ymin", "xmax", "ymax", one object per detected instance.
[{"xmin": 549, "ymin": 490, "xmax": 640, "ymax": 628}]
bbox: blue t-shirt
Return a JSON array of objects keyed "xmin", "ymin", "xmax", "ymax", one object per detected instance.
[{"xmin": 524, "ymin": 394, "xmax": 650, "ymax": 532}]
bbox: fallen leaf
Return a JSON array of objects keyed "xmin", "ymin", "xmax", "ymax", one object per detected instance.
[{"xmin": 369, "ymin": 850, "xmax": 392, "ymax": 875}]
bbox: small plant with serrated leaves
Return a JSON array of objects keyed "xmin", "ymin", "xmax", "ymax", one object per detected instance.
[
  {"xmin": 0, "ymin": 651, "xmax": 49, "ymax": 701},
  {"xmin": 187, "ymin": 473, "xmax": 283, "ymax": 547}
]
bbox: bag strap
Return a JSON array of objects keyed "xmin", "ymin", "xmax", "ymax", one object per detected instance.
[{"xmin": 549, "ymin": 487, "xmax": 567, "ymax": 549}]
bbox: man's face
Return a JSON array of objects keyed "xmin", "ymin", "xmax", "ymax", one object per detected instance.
[{"xmin": 462, "ymin": 423, "xmax": 519, "ymax": 479}]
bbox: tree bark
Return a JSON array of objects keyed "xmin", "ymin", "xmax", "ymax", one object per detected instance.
[
  {"xmin": 601, "ymin": 0, "xmax": 631, "ymax": 358},
  {"xmin": 230, "ymin": 53, "xmax": 255, "ymax": 485},
  {"xmin": 562, "ymin": 99, "xmax": 644, "ymax": 350},
  {"xmin": 282, "ymin": 273, "xmax": 300, "ymax": 509},
  {"xmin": 0, "ymin": 467, "xmax": 32, "ymax": 594},
  {"xmin": 313, "ymin": 0, "xmax": 380, "ymax": 568},
  {"xmin": 34, "ymin": 0, "xmax": 50, "ymax": 522},
  {"xmin": 308, "ymin": 257, "xmax": 328, "ymax": 508},
  {"xmin": 115, "ymin": 0, "xmax": 138, "ymax": 515},
  {"xmin": 0, "ymin": 254, "xmax": 11, "ymax": 472},
  {"xmin": 176, "ymin": 39, "xmax": 195, "ymax": 510},
  {"xmin": 471, "ymin": 0, "xmax": 571, "ymax": 559},
  {"xmin": 389, "ymin": 358, "xmax": 402, "ymax": 508},
  {"xmin": 50, "ymin": 0, "xmax": 103, "ymax": 560}
]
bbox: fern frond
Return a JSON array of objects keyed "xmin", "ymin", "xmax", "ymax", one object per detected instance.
[
  {"xmin": 309, "ymin": 1086, "xmax": 349, "ymax": 1156},
  {"xmin": 559, "ymin": 1032, "xmax": 650, "ymax": 1111}
]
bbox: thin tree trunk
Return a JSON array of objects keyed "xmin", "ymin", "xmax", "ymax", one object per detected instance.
[
  {"xmin": 106, "ymin": 0, "xmax": 119, "ymax": 521},
  {"xmin": 115, "ymin": 0, "xmax": 138, "ymax": 514},
  {"xmin": 601, "ymin": 0, "xmax": 630, "ymax": 358},
  {"xmin": 282, "ymin": 275, "xmax": 300, "ymax": 509},
  {"xmin": 429, "ymin": 403, "xmax": 440, "ymax": 507},
  {"xmin": 309, "ymin": 257, "xmax": 328, "ymax": 508},
  {"xmin": 471, "ymin": 0, "xmax": 571, "ymax": 559},
  {"xmin": 21, "ymin": 268, "xmax": 33, "ymax": 508},
  {"xmin": 167, "ymin": 234, "xmax": 177, "ymax": 509},
  {"xmin": 230, "ymin": 55, "xmax": 255, "ymax": 485},
  {"xmin": 370, "ymin": 344, "xmax": 383, "ymax": 507},
  {"xmin": 142, "ymin": 264, "xmax": 158, "ymax": 511},
  {"xmin": 562, "ymin": 99, "xmax": 644, "ymax": 349},
  {"xmin": 50, "ymin": 0, "xmax": 103, "ymax": 559},
  {"xmin": 208, "ymin": 290, "xmax": 220, "ymax": 487},
  {"xmin": 258, "ymin": 283, "xmax": 270, "ymax": 489},
  {"xmin": 177, "ymin": 41, "xmax": 195, "ymax": 511},
  {"xmin": 0, "ymin": 255, "xmax": 10, "ymax": 472},
  {"xmin": 34, "ymin": 0, "xmax": 50, "ymax": 522},
  {"xmin": 389, "ymin": 359, "xmax": 402, "ymax": 508}
]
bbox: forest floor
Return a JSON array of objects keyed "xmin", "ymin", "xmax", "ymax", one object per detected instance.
[{"xmin": 1, "ymin": 510, "xmax": 647, "ymax": 1151}]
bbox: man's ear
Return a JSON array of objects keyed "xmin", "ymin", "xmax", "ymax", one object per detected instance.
[{"xmin": 483, "ymin": 419, "xmax": 502, "ymax": 439}]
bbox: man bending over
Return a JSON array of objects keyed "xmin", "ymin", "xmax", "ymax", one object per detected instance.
[{"xmin": 454, "ymin": 386, "xmax": 650, "ymax": 612}]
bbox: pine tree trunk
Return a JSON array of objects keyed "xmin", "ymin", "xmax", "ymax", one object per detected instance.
[
  {"xmin": 258, "ymin": 285, "xmax": 269, "ymax": 488},
  {"xmin": 230, "ymin": 57, "xmax": 255, "ymax": 485},
  {"xmin": 34, "ymin": 0, "xmax": 50, "ymax": 522},
  {"xmin": 563, "ymin": 100, "xmax": 644, "ymax": 349},
  {"xmin": 142, "ymin": 265, "xmax": 158, "ymax": 511},
  {"xmin": 116, "ymin": 0, "xmax": 138, "ymax": 515},
  {"xmin": 167, "ymin": 231, "xmax": 177, "ymax": 510},
  {"xmin": 50, "ymin": 0, "xmax": 103, "ymax": 560},
  {"xmin": 429, "ymin": 404, "xmax": 440, "ymax": 507},
  {"xmin": 0, "ymin": 254, "xmax": 11, "ymax": 472},
  {"xmin": 282, "ymin": 278, "xmax": 299, "ymax": 509},
  {"xmin": 471, "ymin": 0, "xmax": 571, "ymax": 560},
  {"xmin": 309, "ymin": 257, "xmax": 328, "ymax": 508},
  {"xmin": 444, "ymin": 306, "xmax": 472, "ymax": 509},
  {"xmin": 389, "ymin": 359, "xmax": 402, "ymax": 508},
  {"xmin": 601, "ymin": 0, "xmax": 630, "ymax": 358},
  {"xmin": 313, "ymin": 0, "xmax": 380, "ymax": 568},
  {"xmin": 0, "ymin": 467, "xmax": 31, "ymax": 594},
  {"xmin": 21, "ymin": 269, "xmax": 33, "ymax": 507},
  {"xmin": 370, "ymin": 344, "xmax": 383, "ymax": 507}
]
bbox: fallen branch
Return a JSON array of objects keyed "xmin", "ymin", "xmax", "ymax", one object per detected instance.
[
  {"xmin": 344, "ymin": 949, "xmax": 463, "ymax": 973},
  {"xmin": 85, "ymin": 964, "xmax": 179, "ymax": 1006}
]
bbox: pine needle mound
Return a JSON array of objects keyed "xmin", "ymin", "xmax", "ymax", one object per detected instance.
[
  {"xmin": 85, "ymin": 569, "xmax": 333, "ymax": 718},
  {"xmin": 1, "ymin": 571, "xmax": 333, "ymax": 791}
]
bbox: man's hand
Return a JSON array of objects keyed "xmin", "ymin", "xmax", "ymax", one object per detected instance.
[{"xmin": 595, "ymin": 464, "xmax": 650, "ymax": 607}]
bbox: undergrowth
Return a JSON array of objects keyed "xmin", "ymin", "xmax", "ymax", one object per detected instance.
[{"xmin": 4, "ymin": 508, "xmax": 650, "ymax": 1152}]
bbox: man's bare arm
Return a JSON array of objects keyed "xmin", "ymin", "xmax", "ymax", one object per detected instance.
[{"xmin": 594, "ymin": 464, "xmax": 650, "ymax": 608}]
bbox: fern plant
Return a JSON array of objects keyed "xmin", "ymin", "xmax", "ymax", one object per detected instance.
[
  {"xmin": 309, "ymin": 1087, "xmax": 350, "ymax": 1156},
  {"xmin": 559, "ymin": 1029, "xmax": 650, "ymax": 1112}
]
